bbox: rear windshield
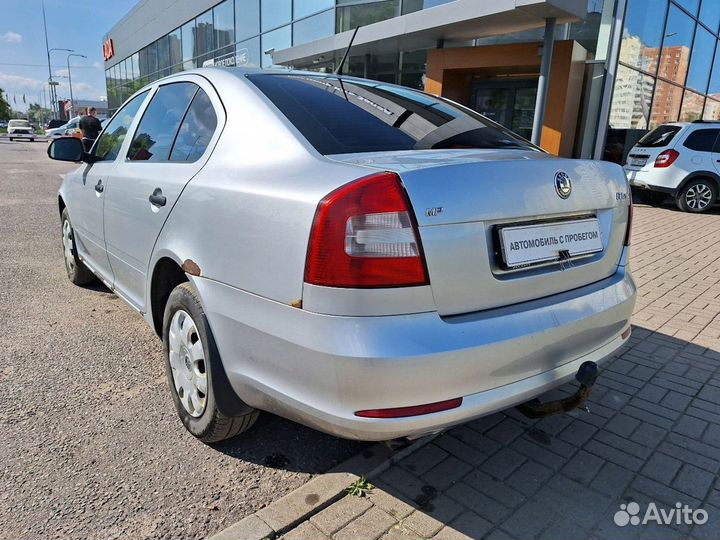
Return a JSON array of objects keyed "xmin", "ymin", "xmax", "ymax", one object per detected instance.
[
  {"xmin": 636, "ymin": 125, "xmax": 682, "ymax": 148},
  {"xmin": 248, "ymin": 74, "xmax": 538, "ymax": 155},
  {"xmin": 9, "ymin": 120, "xmax": 30, "ymax": 127}
]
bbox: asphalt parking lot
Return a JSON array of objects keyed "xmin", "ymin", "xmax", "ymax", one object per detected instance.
[
  {"xmin": 2, "ymin": 140, "xmax": 719, "ymax": 540},
  {"xmin": 0, "ymin": 141, "xmax": 366, "ymax": 539}
]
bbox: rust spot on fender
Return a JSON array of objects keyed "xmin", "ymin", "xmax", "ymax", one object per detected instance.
[
  {"xmin": 291, "ymin": 299, "xmax": 302, "ymax": 309},
  {"xmin": 182, "ymin": 259, "xmax": 201, "ymax": 276}
]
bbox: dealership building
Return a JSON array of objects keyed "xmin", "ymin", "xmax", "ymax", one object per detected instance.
[{"xmin": 103, "ymin": 0, "xmax": 720, "ymax": 163}]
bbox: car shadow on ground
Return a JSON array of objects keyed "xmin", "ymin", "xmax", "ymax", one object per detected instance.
[{"xmin": 290, "ymin": 326, "xmax": 719, "ymax": 539}]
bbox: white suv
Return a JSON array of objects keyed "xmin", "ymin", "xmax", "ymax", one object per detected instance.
[{"xmin": 624, "ymin": 121, "xmax": 720, "ymax": 213}]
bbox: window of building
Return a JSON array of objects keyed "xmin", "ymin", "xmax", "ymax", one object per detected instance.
[
  {"xmin": 674, "ymin": 0, "xmax": 700, "ymax": 17},
  {"xmin": 619, "ymin": 0, "xmax": 668, "ymax": 75},
  {"xmin": 336, "ymin": 0, "xmax": 400, "ymax": 33},
  {"xmin": 236, "ymin": 36, "xmax": 261, "ymax": 67},
  {"xmin": 235, "ymin": 0, "xmax": 260, "ymax": 41},
  {"xmin": 650, "ymin": 79, "xmax": 683, "ymax": 127},
  {"xmin": 659, "ymin": 5, "xmax": 696, "ymax": 86},
  {"xmin": 679, "ymin": 89, "xmax": 705, "ymax": 121},
  {"xmin": 95, "ymin": 91, "xmax": 149, "ymax": 161},
  {"xmin": 703, "ymin": 98, "xmax": 720, "ymax": 120},
  {"xmin": 181, "ymin": 20, "xmax": 196, "ymax": 70},
  {"xmin": 146, "ymin": 41, "xmax": 159, "ymax": 80},
  {"xmin": 294, "ymin": 0, "xmax": 333, "ymax": 19},
  {"xmin": 682, "ymin": 128, "xmax": 719, "ymax": 151},
  {"xmin": 214, "ymin": 0, "xmax": 235, "ymax": 60},
  {"xmin": 261, "ymin": 25, "xmax": 291, "ymax": 68},
  {"xmin": 170, "ymin": 89, "xmax": 218, "ymax": 162},
  {"xmin": 168, "ymin": 28, "xmax": 183, "ymax": 72},
  {"xmin": 293, "ymin": 9, "xmax": 334, "ymax": 45},
  {"xmin": 195, "ymin": 9, "xmax": 214, "ymax": 66},
  {"xmin": 401, "ymin": 0, "xmax": 453, "ymax": 14},
  {"xmin": 261, "ymin": 0, "xmax": 291, "ymax": 32},
  {"xmin": 127, "ymin": 83, "xmax": 197, "ymax": 162},
  {"xmin": 157, "ymin": 35, "xmax": 170, "ymax": 77},
  {"xmin": 687, "ymin": 26, "xmax": 715, "ymax": 93},
  {"xmin": 699, "ymin": 0, "xmax": 720, "ymax": 34}
]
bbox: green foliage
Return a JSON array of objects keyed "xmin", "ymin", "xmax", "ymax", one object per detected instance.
[
  {"xmin": 0, "ymin": 88, "xmax": 10, "ymax": 121},
  {"xmin": 346, "ymin": 477, "xmax": 373, "ymax": 498}
]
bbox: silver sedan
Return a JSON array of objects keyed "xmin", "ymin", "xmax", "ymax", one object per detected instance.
[{"xmin": 48, "ymin": 68, "xmax": 636, "ymax": 442}]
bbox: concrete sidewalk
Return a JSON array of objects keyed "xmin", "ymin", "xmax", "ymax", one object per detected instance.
[{"xmin": 215, "ymin": 204, "xmax": 720, "ymax": 540}]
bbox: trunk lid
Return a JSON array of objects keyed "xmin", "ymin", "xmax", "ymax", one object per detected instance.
[{"xmin": 329, "ymin": 149, "xmax": 630, "ymax": 316}]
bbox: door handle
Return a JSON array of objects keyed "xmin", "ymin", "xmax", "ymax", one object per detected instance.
[
  {"xmin": 94, "ymin": 180, "xmax": 104, "ymax": 193},
  {"xmin": 149, "ymin": 188, "xmax": 167, "ymax": 207}
]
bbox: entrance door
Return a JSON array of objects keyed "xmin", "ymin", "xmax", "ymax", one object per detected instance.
[{"xmin": 471, "ymin": 80, "xmax": 537, "ymax": 140}]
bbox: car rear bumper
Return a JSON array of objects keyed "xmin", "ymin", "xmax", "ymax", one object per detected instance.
[
  {"xmin": 625, "ymin": 168, "xmax": 681, "ymax": 194},
  {"xmin": 192, "ymin": 259, "xmax": 636, "ymax": 440},
  {"xmin": 7, "ymin": 131, "xmax": 34, "ymax": 138}
]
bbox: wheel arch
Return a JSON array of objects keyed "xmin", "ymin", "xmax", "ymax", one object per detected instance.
[
  {"xmin": 149, "ymin": 256, "xmax": 188, "ymax": 337},
  {"xmin": 677, "ymin": 171, "xmax": 720, "ymax": 194}
]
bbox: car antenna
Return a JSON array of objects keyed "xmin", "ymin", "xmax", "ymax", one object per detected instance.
[{"xmin": 335, "ymin": 26, "xmax": 360, "ymax": 76}]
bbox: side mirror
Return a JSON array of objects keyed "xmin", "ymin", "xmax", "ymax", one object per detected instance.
[{"xmin": 47, "ymin": 137, "xmax": 88, "ymax": 163}]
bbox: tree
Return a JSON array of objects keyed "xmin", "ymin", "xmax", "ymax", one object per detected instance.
[
  {"xmin": 28, "ymin": 102, "xmax": 51, "ymax": 125},
  {"xmin": 0, "ymin": 88, "xmax": 10, "ymax": 121}
]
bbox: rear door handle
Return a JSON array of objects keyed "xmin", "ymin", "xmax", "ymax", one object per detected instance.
[
  {"xmin": 94, "ymin": 180, "xmax": 104, "ymax": 193},
  {"xmin": 149, "ymin": 188, "xmax": 167, "ymax": 207}
]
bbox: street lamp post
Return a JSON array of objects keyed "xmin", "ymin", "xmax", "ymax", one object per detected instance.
[
  {"xmin": 48, "ymin": 48, "xmax": 73, "ymax": 118},
  {"xmin": 67, "ymin": 53, "xmax": 87, "ymax": 117}
]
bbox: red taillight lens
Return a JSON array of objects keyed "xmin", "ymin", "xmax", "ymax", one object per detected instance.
[
  {"xmin": 654, "ymin": 149, "xmax": 679, "ymax": 168},
  {"xmin": 624, "ymin": 191, "xmax": 633, "ymax": 247},
  {"xmin": 355, "ymin": 398, "xmax": 463, "ymax": 418},
  {"xmin": 305, "ymin": 172, "xmax": 429, "ymax": 288}
]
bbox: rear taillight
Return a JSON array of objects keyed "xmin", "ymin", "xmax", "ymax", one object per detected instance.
[
  {"xmin": 305, "ymin": 172, "xmax": 429, "ymax": 288},
  {"xmin": 624, "ymin": 192, "xmax": 633, "ymax": 247},
  {"xmin": 654, "ymin": 149, "xmax": 679, "ymax": 168}
]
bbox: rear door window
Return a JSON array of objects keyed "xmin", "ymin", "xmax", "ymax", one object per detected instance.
[
  {"xmin": 127, "ymin": 82, "xmax": 197, "ymax": 162},
  {"xmin": 248, "ymin": 74, "xmax": 537, "ymax": 155},
  {"xmin": 682, "ymin": 128, "xmax": 720, "ymax": 152},
  {"xmin": 169, "ymin": 89, "xmax": 218, "ymax": 162},
  {"xmin": 636, "ymin": 125, "xmax": 682, "ymax": 148}
]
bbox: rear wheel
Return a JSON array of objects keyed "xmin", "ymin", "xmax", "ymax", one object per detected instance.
[
  {"xmin": 61, "ymin": 208, "xmax": 95, "ymax": 285},
  {"xmin": 676, "ymin": 179, "xmax": 717, "ymax": 213},
  {"xmin": 163, "ymin": 282, "xmax": 258, "ymax": 443}
]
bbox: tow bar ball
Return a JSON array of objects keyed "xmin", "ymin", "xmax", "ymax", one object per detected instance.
[{"xmin": 516, "ymin": 361, "xmax": 599, "ymax": 419}]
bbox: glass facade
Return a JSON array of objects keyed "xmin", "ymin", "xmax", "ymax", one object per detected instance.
[
  {"xmin": 605, "ymin": 0, "xmax": 720, "ymax": 163},
  {"xmin": 106, "ymin": 0, "xmax": 425, "ymax": 111}
]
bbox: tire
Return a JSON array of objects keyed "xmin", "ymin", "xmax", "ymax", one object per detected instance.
[
  {"xmin": 675, "ymin": 178, "xmax": 717, "ymax": 213},
  {"xmin": 632, "ymin": 189, "xmax": 666, "ymax": 206},
  {"xmin": 163, "ymin": 282, "xmax": 258, "ymax": 443},
  {"xmin": 30, "ymin": 138, "xmax": 34, "ymax": 142},
  {"xmin": 60, "ymin": 208, "xmax": 96, "ymax": 285},
  {"xmin": 8, "ymin": 137, "xmax": 12, "ymax": 141}
]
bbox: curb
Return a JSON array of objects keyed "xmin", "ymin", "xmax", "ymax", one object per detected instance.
[{"xmin": 207, "ymin": 434, "xmax": 439, "ymax": 540}]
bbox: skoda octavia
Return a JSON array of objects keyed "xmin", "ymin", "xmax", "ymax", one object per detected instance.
[{"xmin": 48, "ymin": 68, "xmax": 636, "ymax": 442}]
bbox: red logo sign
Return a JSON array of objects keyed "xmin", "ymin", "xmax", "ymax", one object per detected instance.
[{"xmin": 103, "ymin": 39, "xmax": 114, "ymax": 61}]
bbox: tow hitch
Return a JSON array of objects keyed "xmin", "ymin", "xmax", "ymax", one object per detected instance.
[{"xmin": 516, "ymin": 361, "xmax": 599, "ymax": 419}]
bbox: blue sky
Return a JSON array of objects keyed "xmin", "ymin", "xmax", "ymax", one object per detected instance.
[{"xmin": 0, "ymin": 0, "xmax": 138, "ymax": 110}]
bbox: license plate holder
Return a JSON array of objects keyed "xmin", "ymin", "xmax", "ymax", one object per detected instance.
[
  {"xmin": 498, "ymin": 218, "xmax": 603, "ymax": 269},
  {"xmin": 629, "ymin": 157, "xmax": 647, "ymax": 167}
]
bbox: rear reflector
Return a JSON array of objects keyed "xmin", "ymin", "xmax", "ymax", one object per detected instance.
[
  {"xmin": 621, "ymin": 327, "xmax": 632, "ymax": 340},
  {"xmin": 624, "ymin": 191, "xmax": 633, "ymax": 247},
  {"xmin": 355, "ymin": 397, "xmax": 463, "ymax": 418}
]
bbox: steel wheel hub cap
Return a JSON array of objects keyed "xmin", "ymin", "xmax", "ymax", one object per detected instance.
[
  {"xmin": 686, "ymin": 184, "xmax": 712, "ymax": 210},
  {"xmin": 62, "ymin": 219, "xmax": 75, "ymax": 275},
  {"xmin": 168, "ymin": 310, "xmax": 207, "ymax": 417}
]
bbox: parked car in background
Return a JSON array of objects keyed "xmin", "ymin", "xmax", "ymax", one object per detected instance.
[
  {"xmin": 7, "ymin": 119, "xmax": 35, "ymax": 141},
  {"xmin": 46, "ymin": 117, "xmax": 83, "ymax": 139},
  {"xmin": 48, "ymin": 68, "xmax": 636, "ymax": 443},
  {"xmin": 45, "ymin": 119, "xmax": 67, "ymax": 130},
  {"xmin": 0, "ymin": 121, "xmax": 8, "ymax": 129},
  {"xmin": 624, "ymin": 121, "xmax": 720, "ymax": 213}
]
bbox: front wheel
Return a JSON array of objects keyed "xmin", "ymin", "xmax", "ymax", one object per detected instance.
[
  {"xmin": 676, "ymin": 179, "xmax": 717, "ymax": 213},
  {"xmin": 61, "ymin": 208, "xmax": 95, "ymax": 285},
  {"xmin": 163, "ymin": 282, "xmax": 258, "ymax": 443}
]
